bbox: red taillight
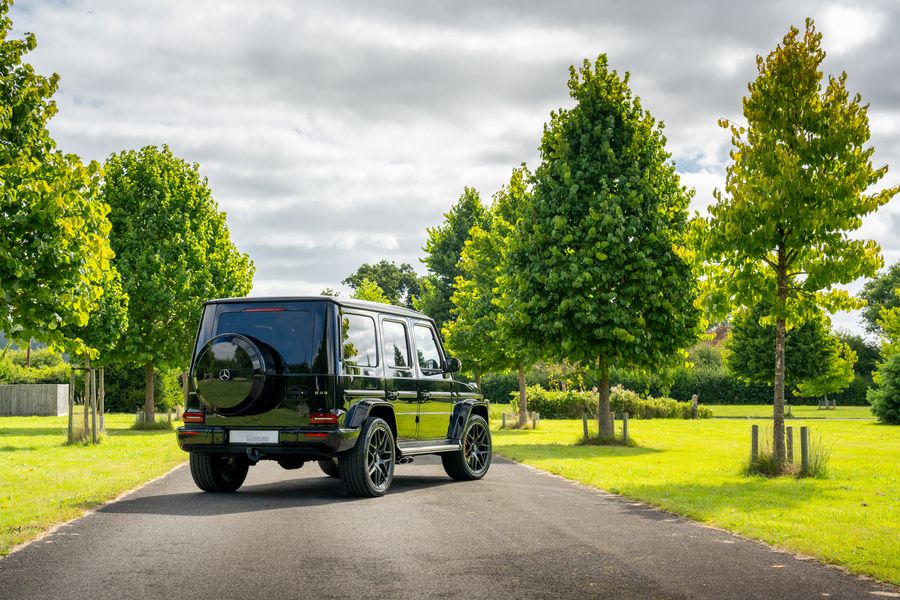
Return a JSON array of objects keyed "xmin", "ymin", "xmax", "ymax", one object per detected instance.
[
  {"xmin": 182, "ymin": 409, "xmax": 205, "ymax": 424},
  {"xmin": 304, "ymin": 432, "xmax": 329, "ymax": 438},
  {"xmin": 242, "ymin": 307, "xmax": 286, "ymax": 312},
  {"xmin": 309, "ymin": 412, "xmax": 338, "ymax": 425},
  {"xmin": 180, "ymin": 430, "xmax": 203, "ymax": 436}
]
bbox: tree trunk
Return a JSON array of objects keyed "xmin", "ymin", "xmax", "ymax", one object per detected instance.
[
  {"xmin": 474, "ymin": 372, "xmax": 482, "ymax": 391},
  {"xmin": 144, "ymin": 363, "xmax": 155, "ymax": 424},
  {"xmin": 517, "ymin": 365, "xmax": 528, "ymax": 428},
  {"xmin": 772, "ymin": 245, "xmax": 787, "ymax": 467},
  {"xmin": 598, "ymin": 359, "xmax": 612, "ymax": 439},
  {"xmin": 25, "ymin": 340, "xmax": 31, "ymax": 368}
]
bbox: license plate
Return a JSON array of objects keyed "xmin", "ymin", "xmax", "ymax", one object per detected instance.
[{"xmin": 230, "ymin": 430, "xmax": 279, "ymax": 444}]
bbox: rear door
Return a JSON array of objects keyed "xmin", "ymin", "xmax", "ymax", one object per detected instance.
[
  {"xmin": 413, "ymin": 321, "xmax": 454, "ymax": 440},
  {"xmin": 380, "ymin": 317, "xmax": 418, "ymax": 442}
]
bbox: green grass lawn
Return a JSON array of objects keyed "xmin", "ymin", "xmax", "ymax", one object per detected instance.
[
  {"xmin": 490, "ymin": 417, "xmax": 899, "ymax": 585},
  {"xmin": 0, "ymin": 414, "xmax": 187, "ymax": 556},
  {"xmin": 709, "ymin": 404, "xmax": 874, "ymax": 419}
]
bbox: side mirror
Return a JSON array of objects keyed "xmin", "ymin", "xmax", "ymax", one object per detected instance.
[{"xmin": 444, "ymin": 357, "xmax": 462, "ymax": 373}]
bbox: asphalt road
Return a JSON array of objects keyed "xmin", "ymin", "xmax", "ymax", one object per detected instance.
[{"xmin": 2, "ymin": 455, "xmax": 897, "ymax": 600}]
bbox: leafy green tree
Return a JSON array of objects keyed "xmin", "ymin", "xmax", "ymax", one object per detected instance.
[
  {"xmin": 0, "ymin": 1, "xmax": 114, "ymax": 356},
  {"xmin": 418, "ymin": 187, "xmax": 489, "ymax": 328},
  {"xmin": 868, "ymin": 292, "xmax": 900, "ymax": 423},
  {"xmin": 726, "ymin": 303, "xmax": 829, "ymax": 388},
  {"xmin": 102, "ymin": 145, "xmax": 255, "ymax": 422},
  {"xmin": 794, "ymin": 335, "xmax": 856, "ymax": 401},
  {"xmin": 836, "ymin": 331, "xmax": 880, "ymax": 380},
  {"xmin": 343, "ymin": 260, "xmax": 420, "ymax": 307},
  {"xmin": 59, "ymin": 268, "xmax": 129, "ymax": 364},
  {"xmin": 700, "ymin": 20, "xmax": 898, "ymax": 465},
  {"xmin": 445, "ymin": 168, "xmax": 533, "ymax": 424},
  {"xmin": 859, "ymin": 262, "xmax": 900, "ymax": 335},
  {"xmin": 502, "ymin": 56, "xmax": 700, "ymax": 438},
  {"xmin": 350, "ymin": 277, "xmax": 390, "ymax": 304}
]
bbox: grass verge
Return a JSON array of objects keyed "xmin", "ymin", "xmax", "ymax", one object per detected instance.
[
  {"xmin": 710, "ymin": 404, "xmax": 874, "ymax": 419},
  {"xmin": 0, "ymin": 414, "xmax": 186, "ymax": 556},
  {"xmin": 490, "ymin": 417, "xmax": 899, "ymax": 585}
]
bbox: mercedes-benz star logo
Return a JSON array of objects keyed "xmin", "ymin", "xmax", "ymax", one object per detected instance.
[{"xmin": 218, "ymin": 369, "xmax": 231, "ymax": 382}]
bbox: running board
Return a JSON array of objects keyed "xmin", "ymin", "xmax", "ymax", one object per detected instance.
[{"xmin": 397, "ymin": 441, "xmax": 460, "ymax": 456}]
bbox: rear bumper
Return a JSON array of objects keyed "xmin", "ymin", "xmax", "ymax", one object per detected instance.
[{"xmin": 176, "ymin": 425, "xmax": 359, "ymax": 458}]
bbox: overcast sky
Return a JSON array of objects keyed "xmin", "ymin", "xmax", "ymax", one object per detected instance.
[{"xmin": 10, "ymin": 1, "xmax": 899, "ymax": 336}]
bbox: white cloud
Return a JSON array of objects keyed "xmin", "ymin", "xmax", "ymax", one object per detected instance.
[{"xmin": 820, "ymin": 5, "xmax": 884, "ymax": 55}]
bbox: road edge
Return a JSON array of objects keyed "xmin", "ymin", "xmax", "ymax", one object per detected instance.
[{"xmin": 1, "ymin": 461, "xmax": 188, "ymax": 561}]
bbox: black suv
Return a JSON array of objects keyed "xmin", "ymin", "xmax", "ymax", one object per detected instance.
[{"xmin": 177, "ymin": 296, "xmax": 492, "ymax": 497}]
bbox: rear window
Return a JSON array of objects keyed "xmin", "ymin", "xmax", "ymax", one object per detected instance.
[{"xmin": 216, "ymin": 309, "xmax": 312, "ymax": 366}]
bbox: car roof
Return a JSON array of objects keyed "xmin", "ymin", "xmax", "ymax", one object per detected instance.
[{"xmin": 205, "ymin": 296, "xmax": 432, "ymax": 321}]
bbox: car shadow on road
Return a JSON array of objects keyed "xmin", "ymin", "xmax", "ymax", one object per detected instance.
[{"xmin": 99, "ymin": 473, "xmax": 456, "ymax": 517}]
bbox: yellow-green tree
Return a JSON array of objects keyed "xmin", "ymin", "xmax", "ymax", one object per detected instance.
[
  {"xmin": 445, "ymin": 168, "xmax": 533, "ymax": 424},
  {"xmin": 0, "ymin": 0, "xmax": 115, "ymax": 357},
  {"xmin": 700, "ymin": 20, "xmax": 898, "ymax": 464},
  {"xmin": 102, "ymin": 146, "xmax": 255, "ymax": 423}
]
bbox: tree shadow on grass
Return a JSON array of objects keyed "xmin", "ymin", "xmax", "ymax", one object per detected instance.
[
  {"xmin": 0, "ymin": 445, "xmax": 38, "ymax": 452},
  {"xmin": 496, "ymin": 443, "xmax": 663, "ymax": 461},
  {"xmin": 0, "ymin": 427, "xmax": 66, "ymax": 437}
]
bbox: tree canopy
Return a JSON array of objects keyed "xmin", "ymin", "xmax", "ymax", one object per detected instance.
[
  {"xmin": 0, "ymin": 1, "xmax": 115, "ymax": 356},
  {"xmin": 343, "ymin": 260, "xmax": 420, "ymax": 308},
  {"xmin": 859, "ymin": 262, "xmax": 900, "ymax": 336},
  {"xmin": 502, "ymin": 55, "xmax": 700, "ymax": 437},
  {"xmin": 445, "ymin": 168, "xmax": 533, "ymax": 422},
  {"xmin": 417, "ymin": 187, "xmax": 489, "ymax": 328},
  {"xmin": 350, "ymin": 277, "xmax": 391, "ymax": 304},
  {"xmin": 102, "ymin": 145, "xmax": 255, "ymax": 420},
  {"xmin": 699, "ymin": 20, "xmax": 897, "ymax": 464}
]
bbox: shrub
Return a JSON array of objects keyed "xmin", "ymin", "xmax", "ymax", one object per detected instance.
[
  {"xmin": 868, "ymin": 352, "xmax": 900, "ymax": 424},
  {"xmin": 511, "ymin": 385, "xmax": 712, "ymax": 420}
]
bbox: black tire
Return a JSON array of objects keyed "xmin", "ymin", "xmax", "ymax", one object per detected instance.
[
  {"xmin": 189, "ymin": 452, "xmax": 250, "ymax": 493},
  {"xmin": 318, "ymin": 457, "xmax": 340, "ymax": 478},
  {"xmin": 338, "ymin": 417, "xmax": 395, "ymax": 497},
  {"xmin": 442, "ymin": 415, "xmax": 491, "ymax": 481}
]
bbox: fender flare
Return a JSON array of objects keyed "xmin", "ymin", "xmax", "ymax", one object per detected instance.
[
  {"xmin": 345, "ymin": 398, "xmax": 395, "ymax": 430},
  {"xmin": 448, "ymin": 400, "xmax": 489, "ymax": 440}
]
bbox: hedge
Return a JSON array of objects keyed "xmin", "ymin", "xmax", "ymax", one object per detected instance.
[{"xmin": 507, "ymin": 385, "xmax": 712, "ymax": 419}]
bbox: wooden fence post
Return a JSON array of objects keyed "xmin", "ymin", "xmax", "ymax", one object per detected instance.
[
  {"xmin": 691, "ymin": 394, "xmax": 698, "ymax": 420},
  {"xmin": 582, "ymin": 412, "xmax": 589, "ymax": 442},
  {"xmin": 786, "ymin": 426, "xmax": 794, "ymax": 464},
  {"xmin": 90, "ymin": 364, "xmax": 98, "ymax": 444},
  {"xmin": 82, "ymin": 364, "xmax": 90, "ymax": 441},
  {"xmin": 67, "ymin": 367, "xmax": 75, "ymax": 443},
  {"xmin": 622, "ymin": 412, "xmax": 629, "ymax": 443},
  {"xmin": 751, "ymin": 424, "xmax": 759, "ymax": 462},
  {"xmin": 99, "ymin": 367, "xmax": 105, "ymax": 433},
  {"xmin": 609, "ymin": 413, "xmax": 615, "ymax": 439},
  {"xmin": 800, "ymin": 426, "xmax": 809, "ymax": 474},
  {"xmin": 501, "ymin": 413, "xmax": 507, "ymax": 429}
]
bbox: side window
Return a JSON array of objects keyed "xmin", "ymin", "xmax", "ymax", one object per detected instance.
[
  {"xmin": 413, "ymin": 324, "xmax": 443, "ymax": 374},
  {"xmin": 383, "ymin": 320, "xmax": 411, "ymax": 371},
  {"xmin": 342, "ymin": 313, "xmax": 378, "ymax": 373}
]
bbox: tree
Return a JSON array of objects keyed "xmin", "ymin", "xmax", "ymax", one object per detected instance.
[
  {"xmin": 418, "ymin": 187, "xmax": 489, "ymax": 329},
  {"xmin": 445, "ymin": 167, "xmax": 533, "ymax": 425},
  {"xmin": 342, "ymin": 260, "xmax": 420, "ymax": 307},
  {"xmin": 502, "ymin": 55, "xmax": 700, "ymax": 438},
  {"xmin": 794, "ymin": 335, "xmax": 856, "ymax": 401},
  {"xmin": 868, "ymin": 291, "xmax": 900, "ymax": 423},
  {"xmin": 350, "ymin": 278, "xmax": 390, "ymax": 304},
  {"xmin": 726, "ymin": 303, "xmax": 830, "ymax": 388},
  {"xmin": 859, "ymin": 262, "xmax": 900, "ymax": 335},
  {"xmin": 102, "ymin": 145, "xmax": 255, "ymax": 423},
  {"xmin": 700, "ymin": 20, "xmax": 898, "ymax": 465},
  {"xmin": 0, "ymin": 0, "xmax": 114, "ymax": 356},
  {"xmin": 836, "ymin": 331, "xmax": 880, "ymax": 380}
]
